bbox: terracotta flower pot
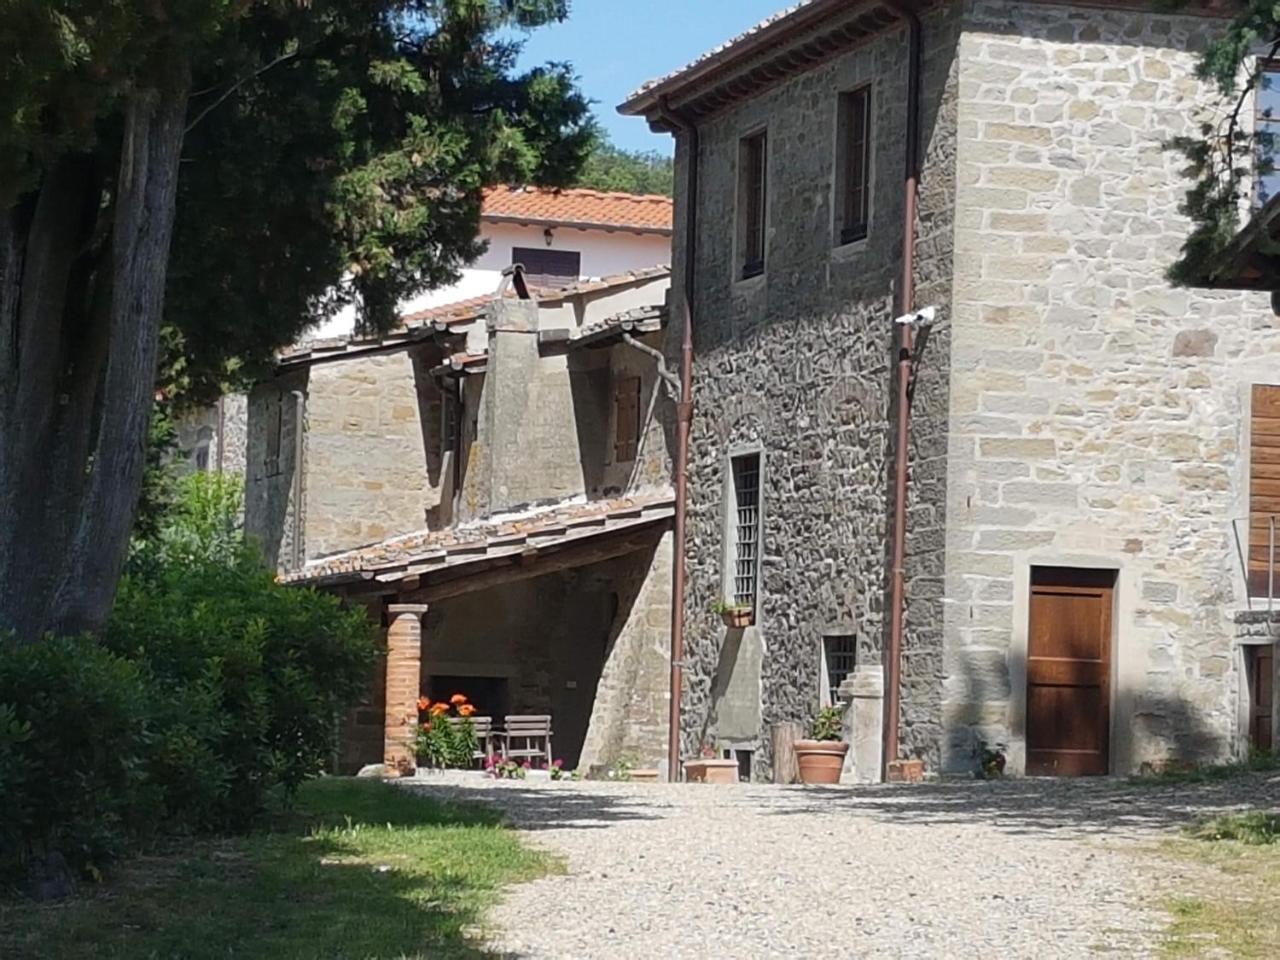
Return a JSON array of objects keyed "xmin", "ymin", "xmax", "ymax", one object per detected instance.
[
  {"xmin": 794, "ymin": 739, "xmax": 849, "ymax": 785},
  {"xmin": 683, "ymin": 758, "xmax": 740, "ymax": 783},
  {"xmin": 719, "ymin": 608, "xmax": 754, "ymax": 629}
]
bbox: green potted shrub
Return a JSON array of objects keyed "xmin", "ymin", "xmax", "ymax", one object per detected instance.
[
  {"xmin": 711, "ymin": 598, "xmax": 753, "ymax": 629},
  {"xmin": 794, "ymin": 706, "xmax": 848, "ymax": 785}
]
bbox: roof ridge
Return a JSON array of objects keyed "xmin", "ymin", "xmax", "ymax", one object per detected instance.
[{"xmin": 486, "ymin": 184, "xmax": 673, "ymax": 205}]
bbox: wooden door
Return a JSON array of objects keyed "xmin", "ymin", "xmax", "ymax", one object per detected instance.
[
  {"xmin": 1246, "ymin": 646, "xmax": 1274, "ymax": 752},
  {"xmin": 1248, "ymin": 385, "xmax": 1280, "ymax": 596},
  {"xmin": 1026, "ymin": 567, "xmax": 1115, "ymax": 776}
]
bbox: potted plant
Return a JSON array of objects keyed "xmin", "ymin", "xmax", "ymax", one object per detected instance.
[
  {"xmin": 794, "ymin": 706, "xmax": 848, "ymax": 785},
  {"xmin": 711, "ymin": 598, "xmax": 754, "ymax": 628},
  {"xmin": 979, "ymin": 741, "xmax": 1006, "ymax": 779},
  {"xmin": 683, "ymin": 743, "xmax": 740, "ymax": 784}
]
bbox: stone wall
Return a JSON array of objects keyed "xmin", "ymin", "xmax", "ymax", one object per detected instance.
[
  {"xmin": 942, "ymin": 1, "xmax": 1274, "ymax": 774},
  {"xmin": 672, "ymin": 5, "xmax": 961, "ymax": 777},
  {"xmin": 304, "ymin": 350, "xmax": 445, "ymax": 558},
  {"xmin": 243, "ymin": 373, "xmax": 306, "ymax": 572},
  {"xmin": 173, "ymin": 394, "xmax": 248, "ymax": 479}
]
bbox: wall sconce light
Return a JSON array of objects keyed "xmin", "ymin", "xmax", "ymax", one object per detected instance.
[{"xmin": 544, "ymin": 227, "xmax": 554, "ymax": 247}]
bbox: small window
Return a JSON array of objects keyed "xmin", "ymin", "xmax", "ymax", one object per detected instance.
[
  {"xmin": 441, "ymin": 387, "xmax": 461, "ymax": 454},
  {"xmin": 822, "ymin": 634, "xmax": 857, "ymax": 707},
  {"xmin": 737, "ymin": 131, "xmax": 767, "ymax": 279},
  {"xmin": 264, "ymin": 393, "xmax": 283, "ymax": 477},
  {"xmin": 836, "ymin": 87, "xmax": 872, "ymax": 244},
  {"xmin": 511, "ymin": 247, "xmax": 581, "ymax": 288},
  {"xmin": 613, "ymin": 376, "xmax": 641, "ymax": 462},
  {"xmin": 728, "ymin": 452, "xmax": 762, "ymax": 611}
]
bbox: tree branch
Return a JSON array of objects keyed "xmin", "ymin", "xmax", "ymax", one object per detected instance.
[{"xmin": 184, "ymin": 51, "xmax": 298, "ymax": 135}]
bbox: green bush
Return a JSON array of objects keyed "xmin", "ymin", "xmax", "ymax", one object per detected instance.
[
  {"xmin": 1, "ymin": 473, "xmax": 380, "ymax": 882},
  {"xmin": 0, "ymin": 636, "xmax": 160, "ymax": 879}
]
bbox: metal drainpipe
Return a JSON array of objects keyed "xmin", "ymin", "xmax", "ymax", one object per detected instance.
[
  {"xmin": 654, "ymin": 96, "xmax": 699, "ymax": 784},
  {"xmin": 290, "ymin": 389, "xmax": 306, "ymax": 571},
  {"xmin": 884, "ymin": 1, "xmax": 922, "ymax": 780}
]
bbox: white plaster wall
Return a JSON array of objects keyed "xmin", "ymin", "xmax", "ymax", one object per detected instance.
[{"xmin": 312, "ymin": 222, "xmax": 671, "ymax": 339}]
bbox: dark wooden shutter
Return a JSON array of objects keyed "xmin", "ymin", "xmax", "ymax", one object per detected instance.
[
  {"xmin": 614, "ymin": 376, "xmax": 640, "ymax": 462},
  {"xmin": 1026, "ymin": 567, "xmax": 1113, "ymax": 777},
  {"xmin": 1247, "ymin": 645, "xmax": 1274, "ymax": 752},
  {"xmin": 740, "ymin": 132, "xmax": 766, "ymax": 278},
  {"xmin": 511, "ymin": 247, "xmax": 580, "ymax": 289},
  {"xmin": 841, "ymin": 87, "xmax": 871, "ymax": 244},
  {"xmin": 1249, "ymin": 385, "xmax": 1280, "ymax": 596}
]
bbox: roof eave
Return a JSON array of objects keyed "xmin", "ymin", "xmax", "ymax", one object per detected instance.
[{"xmin": 481, "ymin": 213, "xmax": 672, "ymax": 237}]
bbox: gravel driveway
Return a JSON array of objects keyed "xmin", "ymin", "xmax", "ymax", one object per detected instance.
[{"xmin": 401, "ymin": 773, "xmax": 1276, "ymax": 959}]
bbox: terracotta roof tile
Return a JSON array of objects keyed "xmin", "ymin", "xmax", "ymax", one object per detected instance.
[
  {"xmin": 281, "ymin": 491, "xmax": 675, "ymax": 586},
  {"xmin": 482, "ymin": 186, "xmax": 672, "ymax": 234}
]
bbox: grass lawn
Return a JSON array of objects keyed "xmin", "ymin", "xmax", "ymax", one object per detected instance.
[
  {"xmin": 1162, "ymin": 813, "xmax": 1280, "ymax": 958},
  {"xmin": 0, "ymin": 778, "xmax": 558, "ymax": 959}
]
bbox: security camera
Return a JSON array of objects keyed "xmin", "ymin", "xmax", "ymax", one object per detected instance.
[{"xmin": 894, "ymin": 305, "xmax": 937, "ymax": 326}]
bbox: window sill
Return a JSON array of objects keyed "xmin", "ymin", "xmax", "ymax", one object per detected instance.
[
  {"xmin": 731, "ymin": 269, "xmax": 767, "ymax": 294},
  {"xmin": 831, "ymin": 235, "xmax": 870, "ymax": 260}
]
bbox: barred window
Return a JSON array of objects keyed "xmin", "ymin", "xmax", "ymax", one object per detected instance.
[
  {"xmin": 822, "ymin": 634, "xmax": 857, "ymax": 706},
  {"xmin": 730, "ymin": 453, "xmax": 761, "ymax": 610}
]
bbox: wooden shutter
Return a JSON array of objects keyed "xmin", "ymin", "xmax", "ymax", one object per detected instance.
[
  {"xmin": 511, "ymin": 247, "xmax": 580, "ymax": 289},
  {"xmin": 840, "ymin": 87, "xmax": 871, "ymax": 244},
  {"xmin": 1249, "ymin": 385, "xmax": 1280, "ymax": 595},
  {"xmin": 614, "ymin": 376, "xmax": 640, "ymax": 462}
]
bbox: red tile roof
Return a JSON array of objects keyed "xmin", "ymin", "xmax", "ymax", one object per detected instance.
[{"xmin": 482, "ymin": 186, "xmax": 673, "ymax": 234}]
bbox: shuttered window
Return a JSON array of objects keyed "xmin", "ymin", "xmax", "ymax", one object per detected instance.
[
  {"xmin": 730, "ymin": 453, "xmax": 761, "ymax": 610},
  {"xmin": 837, "ymin": 86, "xmax": 872, "ymax": 245},
  {"xmin": 738, "ymin": 131, "xmax": 767, "ymax": 279},
  {"xmin": 511, "ymin": 247, "xmax": 580, "ymax": 288},
  {"xmin": 1250, "ymin": 384, "xmax": 1280, "ymax": 595},
  {"xmin": 614, "ymin": 376, "xmax": 641, "ymax": 462}
]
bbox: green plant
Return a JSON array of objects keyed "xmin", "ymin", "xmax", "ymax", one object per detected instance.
[
  {"xmin": 413, "ymin": 696, "xmax": 477, "ymax": 770},
  {"xmin": 486, "ymin": 757, "xmax": 528, "ymax": 780},
  {"xmin": 979, "ymin": 742, "xmax": 1006, "ymax": 779},
  {"xmin": 0, "ymin": 635, "xmax": 161, "ymax": 881},
  {"xmin": 710, "ymin": 598, "xmax": 751, "ymax": 615},
  {"xmin": 548, "ymin": 759, "xmax": 579, "ymax": 781},
  {"xmin": 809, "ymin": 706, "xmax": 844, "ymax": 742},
  {"xmin": 1188, "ymin": 812, "xmax": 1280, "ymax": 846}
]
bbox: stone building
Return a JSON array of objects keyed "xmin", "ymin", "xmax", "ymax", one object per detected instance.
[
  {"xmin": 621, "ymin": 0, "xmax": 1280, "ymax": 779},
  {"xmin": 262, "ymin": 266, "xmax": 677, "ymax": 775}
]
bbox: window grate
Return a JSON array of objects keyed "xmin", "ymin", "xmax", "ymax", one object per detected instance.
[
  {"xmin": 823, "ymin": 635, "xmax": 857, "ymax": 706},
  {"xmin": 731, "ymin": 453, "xmax": 761, "ymax": 609}
]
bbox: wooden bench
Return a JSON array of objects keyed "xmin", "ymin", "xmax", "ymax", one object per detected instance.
[{"xmin": 496, "ymin": 714, "xmax": 553, "ymax": 768}]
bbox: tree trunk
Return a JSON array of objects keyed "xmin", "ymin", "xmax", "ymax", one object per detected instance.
[{"xmin": 0, "ymin": 70, "xmax": 190, "ymax": 643}]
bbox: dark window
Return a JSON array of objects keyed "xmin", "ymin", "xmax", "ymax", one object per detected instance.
[
  {"xmin": 511, "ymin": 247, "xmax": 581, "ymax": 288},
  {"xmin": 264, "ymin": 393, "xmax": 283, "ymax": 477},
  {"xmin": 441, "ymin": 386, "xmax": 461, "ymax": 454},
  {"xmin": 1259, "ymin": 65, "xmax": 1280, "ymax": 205},
  {"xmin": 837, "ymin": 87, "xmax": 872, "ymax": 244},
  {"xmin": 738, "ymin": 131, "xmax": 767, "ymax": 279},
  {"xmin": 730, "ymin": 452, "xmax": 761, "ymax": 610},
  {"xmin": 613, "ymin": 376, "xmax": 641, "ymax": 462},
  {"xmin": 823, "ymin": 634, "xmax": 857, "ymax": 706}
]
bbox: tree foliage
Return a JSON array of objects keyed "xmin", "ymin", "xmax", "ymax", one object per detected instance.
[
  {"xmin": 1169, "ymin": 1, "xmax": 1280, "ymax": 284},
  {"xmin": 574, "ymin": 136, "xmax": 674, "ymax": 196},
  {"xmin": 0, "ymin": 2, "xmax": 593, "ymax": 641}
]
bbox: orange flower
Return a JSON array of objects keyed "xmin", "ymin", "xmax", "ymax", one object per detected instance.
[
  {"xmin": 449, "ymin": 693, "xmax": 468, "ymax": 705},
  {"xmin": 422, "ymin": 721, "xmax": 431, "ymax": 731},
  {"xmin": 429, "ymin": 702, "xmax": 449, "ymax": 717},
  {"xmin": 417, "ymin": 696, "xmax": 431, "ymax": 712},
  {"xmin": 457, "ymin": 703, "xmax": 476, "ymax": 717}
]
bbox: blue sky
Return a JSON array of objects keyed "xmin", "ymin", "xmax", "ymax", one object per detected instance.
[{"xmin": 517, "ymin": 1, "xmax": 786, "ymax": 155}]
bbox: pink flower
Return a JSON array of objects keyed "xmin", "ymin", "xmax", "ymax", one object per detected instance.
[
  {"xmin": 522, "ymin": 760, "xmax": 531, "ymax": 769},
  {"xmin": 552, "ymin": 758, "xmax": 563, "ymax": 768}
]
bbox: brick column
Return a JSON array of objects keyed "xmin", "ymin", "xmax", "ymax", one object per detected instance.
[{"xmin": 384, "ymin": 604, "xmax": 429, "ymax": 775}]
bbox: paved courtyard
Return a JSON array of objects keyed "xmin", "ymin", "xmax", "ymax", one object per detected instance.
[{"xmin": 401, "ymin": 773, "xmax": 1275, "ymax": 959}]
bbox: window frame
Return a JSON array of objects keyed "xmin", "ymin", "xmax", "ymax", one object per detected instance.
[
  {"xmin": 834, "ymin": 85, "xmax": 873, "ymax": 247},
  {"xmin": 722, "ymin": 447, "xmax": 764, "ymax": 615},
  {"xmin": 735, "ymin": 129, "xmax": 769, "ymax": 282},
  {"xmin": 1256, "ymin": 60, "xmax": 1280, "ymax": 207}
]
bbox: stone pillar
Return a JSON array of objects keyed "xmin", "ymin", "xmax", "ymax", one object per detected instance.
[
  {"xmin": 384, "ymin": 603, "xmax": 429, "ymax": 775},
  {"xmin": 839, "ymin": 665, "xmax": 884, "ymax": 784}
]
